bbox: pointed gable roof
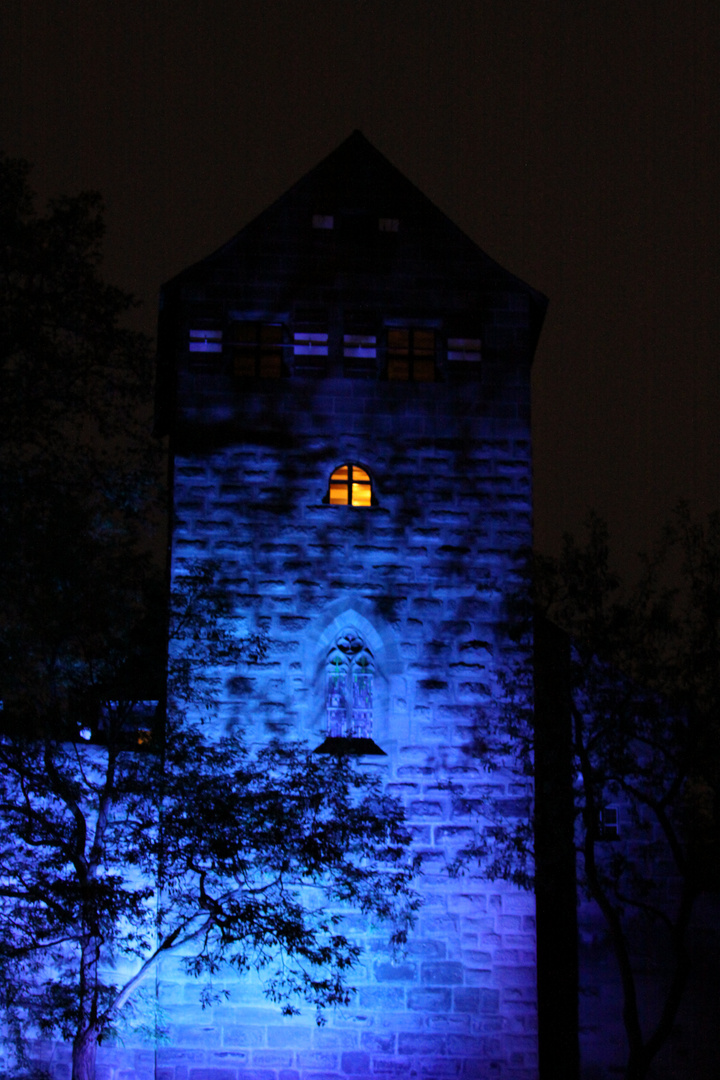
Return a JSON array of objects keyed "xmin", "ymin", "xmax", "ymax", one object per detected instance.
[
  {"xmin": 155, "ymin": 131, "xmax": 547, "ymax": 434},
  {"xmin": 164, "ymin": 130, "xmax": 539, "ymax": 292}
]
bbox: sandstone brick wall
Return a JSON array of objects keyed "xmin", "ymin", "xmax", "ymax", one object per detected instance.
[{"xmin": 156, "ymin": 370, "xmax": 538, "ymax": 1080}]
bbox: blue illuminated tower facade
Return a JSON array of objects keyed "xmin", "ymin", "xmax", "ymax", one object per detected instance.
[{"xmin": 156, "ymin": 133, "xmax": 548, "ymax": 1079}]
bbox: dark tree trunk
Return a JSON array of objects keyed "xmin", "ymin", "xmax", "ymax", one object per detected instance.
[
  {"xmin": 72, "ymin": 1025, "xmax": 98, "ymax": 1080},
  {"xmin": 73, "ymin": 925, "xmax": 102, "ymax": 1080},
  {"xmin": 534, "ymin": 614, "xmax": 580, "ymax": 1080}
]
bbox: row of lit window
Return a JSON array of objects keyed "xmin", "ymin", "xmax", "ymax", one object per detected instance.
[{"xmin": 189, "ymin": 325, "xmax": 481, "ymax": 381}]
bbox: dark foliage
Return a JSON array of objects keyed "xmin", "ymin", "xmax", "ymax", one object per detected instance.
[
  {"xmin": 472, "ymin": 508, "xmax": 719, "ymax": 1080},
  {"xmin": 0, "ymin": 157, "xmax": 419, "ymax": 1080}
]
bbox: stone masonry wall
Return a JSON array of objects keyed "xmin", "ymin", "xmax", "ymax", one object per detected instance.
[{"xmin": 155, "ymin": 374, "xmax": 538, "ymax": 1080}]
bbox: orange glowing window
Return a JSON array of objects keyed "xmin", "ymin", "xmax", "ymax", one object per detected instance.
[
  {"xmin": 327, "ymin": 464, "xmax": 372, "ymax": 507},
  {"xmin": 387, "ymin": 327, "xmax": 435, "ymax": 381}
]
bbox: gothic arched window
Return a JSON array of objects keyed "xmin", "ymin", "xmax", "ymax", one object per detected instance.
[
  {"xmin": 326, "ymin": 464, "xmax": 373, "ymax": 507},
  {"xmin": 326, "ymin": 631, "xmax": 374, "ymax": 737},
  {"xmin": 314, "ymin": 628, "xmax": 386, "ymax": 756}
]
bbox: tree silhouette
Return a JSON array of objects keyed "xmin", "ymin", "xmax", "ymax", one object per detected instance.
[
  {"xmin": 0, "ymin": 156, "xmax": 419, "ymax": 1080},
  {"xmin": 471, "ymin": 509, "xmax": 719, "ymax": 1080}
]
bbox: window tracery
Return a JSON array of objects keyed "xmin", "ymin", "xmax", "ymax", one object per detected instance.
[{"xmin": 326, "ymin": 631, "xmax": 374, "ymax": 738}]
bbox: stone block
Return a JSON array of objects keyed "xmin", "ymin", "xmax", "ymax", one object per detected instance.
[
  {"xmin": 267, "ymin": 1025, "xmax": 313, "ymax": 1049},
  {"xmin": 278, "ymin": 615, "xmax": 311, "ymax": 630},
  {"xmin": 233, "ymin": 1072, "xmax": 278, "ymax": 1080},
  {"xmin": 188, "ymin": 1070, "xmax": 238, "ymax": 1080},
  {"xmin": 157, "ymin": 1049, "xmax": 206, "ymax": 1066},
  {"xmin": 359, "ymin": 1032, "xmax": 396, "ymax": 1054},
  {"xmin": 462, "ymin": 950, "xmax": 493, "ymax": 967},
  {"xmin": 502, "ymin": 893, "xmax": 535, "ymax": 915},
  {"xmin": 407, "ymin": 987, "xmax": 452, "ymax": 1011},
  {"xmin": 221, "ymin": 1023, "xmax": 266, "ymax": 1049},
  {"xmin": 418, "ymin": 1057, "xmax": 462, "ymax": 1076},
  {"xmin": 447, "ymin": 894, "xmax": 484, "ymax": 916},
  {"xmin": 409, "ymin": 800, "xmax": 445, "ymax": 818},
  {"xmin": 415, "ymin": 722, "xmax": 451, "ymax": 742},
  {"xmin": 406, "ymin": 937, "xmax": 446, "ymax": 958},
  {"xmin": 421, "ymin": 962, "xmax": 464, "ymax": 985},
  {"xmin": 495, "ymin": 798, "xmax": 530, "ymax": 818},
  {"xmin": 374, "ymin": 961, "xmax": 417, "ymax": 981},
  {"xmin": 296, "ymin": 1074, "xmax": 342, "ymax": 1080},
  {"xmin": 453, "ymin": 988, "xmax": 481, "ymax": 1013},
  {"xmin": 459, "ymin": 988, "xmax": 499, "ymax": 1015},
  {"xmin": 369, "ymin": 1057, "xmax": 413, "ymax": 1076},
  {"xmin": 250, "ymin": 1050, "xmax": 293, "ymax": 1067},
  {"xmin": 211, "ymin": 1052, "xmax": 250, "ymax": 1067},
  {"xmin": 358, "ymin": 985, "xmax": 405, "ymax": 1008},
  {"xmin": 397, "ymin": 1032, "xmax": 447, "ymax": 1055},
  {"xmin": 171, "ymin": 1026, "xmax": 221, "ymax": 1048},
  {"xmin": 461, "ymin": 969, "xmax": 493, "ymax": 987},
  {"xmin": 504, "ymin": 934, "xmax": 536, "ymax": 950},
  {"xmin": 296, "ymin": 1051, "xmax": 340, "ymax": 1070},
  {"xmin": 339, "ymin": 1051, "xmax": 371, "ymax": 1074},
  {"xmin": 385, "ymin": 782, "xmax": 420, "ymax": 797},
  {"xmin": 445, "ymin": 1033, "xmax": 488, "ymax": 1057},
  {"xmin": 495, "ymin": 966, "xmax": 537, "ymax": 987},
  {"xmin": 419, "ymin": 915, "xmax": 458, "ymax": 935},
  {"xmin": 312, "ymin": 1030, "xmax": 358, "ymax": 1050},
  {"xmin": 460, "ymin": 1061, "xmax": 504, "ymax": 1079},
  {"xmin": 434, "ymin": 825, "xmax": 475, "ymax": 845}
]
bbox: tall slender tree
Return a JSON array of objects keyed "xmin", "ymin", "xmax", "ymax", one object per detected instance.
[
  {"xmin": 0, "ymin": 157, "xmax": 419, "ymax": 1080},
  {"xmin": 471, "ymin": 510, "xmax": 719, "ymax": 1080}
]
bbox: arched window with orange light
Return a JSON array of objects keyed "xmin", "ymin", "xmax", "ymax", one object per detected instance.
[{"xmin": 325, "ymin": 464, "xmax": 374, "ymax": 507}]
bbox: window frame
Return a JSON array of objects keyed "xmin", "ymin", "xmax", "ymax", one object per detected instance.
[
  {"xmin": 342, "ymin": 332, "xmax": 378, "ymax": 378},
  {"xmin": 598, "ymin": 806, "xmax": 620, "ymax": 841},
  {"xmin": 228, "ymin": 321, "xmax": 285, "ymax": 379},
  {"xmin": 189, "ymin": 328, "xmax": 223, "ymax": 353},
  {"xmin": 324, "ymin": 463, "xmax": 375, "ymax": 507},
  {"xmin": 386, "ymin": 326, "xmax": 436, "ymax": 382},
  {"xmin": 445, "ymin": 333, "xmax": 482, "ymax": 381}
]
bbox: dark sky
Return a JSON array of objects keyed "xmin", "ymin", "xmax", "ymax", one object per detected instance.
[{"xmin": 2, "ymin": 0, "xmax": 718, "ymax": 565}]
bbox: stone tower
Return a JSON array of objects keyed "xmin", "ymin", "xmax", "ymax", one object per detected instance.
[{"xmin": 155, "ymin": 132, "xmax": 548, "ymax": 1080}]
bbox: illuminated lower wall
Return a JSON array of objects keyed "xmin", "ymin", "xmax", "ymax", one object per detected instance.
[{"xmin": 153, "ymin": 374, "xmax": 539, "ymax": 1080}]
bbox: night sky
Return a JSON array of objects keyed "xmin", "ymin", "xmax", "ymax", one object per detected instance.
[{"xmin": 2, "ymin": 0, "xmax": 718, "ymax": 566}]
